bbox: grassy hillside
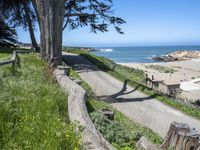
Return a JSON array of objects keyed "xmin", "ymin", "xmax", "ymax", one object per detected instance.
[
  {"xmin": 68, "ymin": 67, "xmax": 163, "ymax": 150},
  {"xmin": 65, "ymin": 49, "xmax": 200, "ymax": 120},
  {"xmin": 0, "ymin": 47, "xmax": 29, "ymax": 60},
  {"xmin": 0, "ymin": 53, "xmax": 81, "ymax": 149}
]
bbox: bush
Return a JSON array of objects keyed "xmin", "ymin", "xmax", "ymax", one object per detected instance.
[
  {"xmin": 87, "ymin": 99, "xmax": 163, "ymax": 148},
  {"xmin": 90, "ymin": 112, "xmax": 134, "ymax": 149}
]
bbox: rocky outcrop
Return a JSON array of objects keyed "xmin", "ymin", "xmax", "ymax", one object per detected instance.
[
  {"xmin": 53, "ymin": 68, "xmax": 115, "ymax": 150},
  {"xmin": 153, "ymin": 50, "xmax": 200, "ymax": 62}
]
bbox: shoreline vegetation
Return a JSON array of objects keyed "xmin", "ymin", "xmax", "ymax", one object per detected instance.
[
  {"xmin": 65, "ymin": 49, "xmax": 200, "ymax": 120},
  {"xmin": 0, "ymin": 51, "xmax": 81, "ymax": 149},
  {"xmin": 144, "ymin": 65, "xmax": 178, "ymax": 73}
]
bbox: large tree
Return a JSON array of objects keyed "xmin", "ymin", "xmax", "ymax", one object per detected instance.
[
  {"xmin": 34, "ymin": 0, "xmax": 125, "ymax": 66},
  {"xmin": 35, "ymin": 0, "xmax": 66, "ymax": 65}
]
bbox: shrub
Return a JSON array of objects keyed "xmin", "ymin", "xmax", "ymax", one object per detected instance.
[{"xmin": 90, "ymin": 112, "xmax": 134, "ymax": 149}]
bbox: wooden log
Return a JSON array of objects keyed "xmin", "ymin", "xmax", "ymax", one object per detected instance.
[{"xmin": 161, "ymin": 122, "xmax": 200, "ymax": 150}]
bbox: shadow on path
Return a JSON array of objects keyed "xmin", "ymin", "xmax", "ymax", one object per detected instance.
[
  {"xmin": 63, "ymin": 54, "xmax": 154, "ymax": 103},
  {"xmin": 63, "ymin": 54, "xmax": 100, "ymax": 73},
  {"xmin": 98, "ymin": 80, "xmax": 154, "ymax": 103}
]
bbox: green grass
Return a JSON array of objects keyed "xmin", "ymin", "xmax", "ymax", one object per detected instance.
[
  {"xmin": 68, "ymin": 68, "xmax": 94, "ymax": 97},
  {"xmin": 65, "ymin": 49, "xmax": 200, "ymax": 120},
  {"xmin": 67, "ymin": 66, "xmax": 162, "ymax": 149},
  {"xmin": 87, "ymin": 99, "xmax": 163, "ymax": 150},
  {"xmin": 0, "ymin": 53, "xmax": 81, "ymax": 149},
  {"xmin": 145, "ymin": 65, "xmax": 177, "ymax": 73},
  {"xmin": 0, "ymin": 47, "xmax": 31, "ymax": 61}
]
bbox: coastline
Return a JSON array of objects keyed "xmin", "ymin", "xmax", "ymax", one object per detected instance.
[{"xmin": 118, "ymin": 59, "xmax": 200, "ymax": 101}]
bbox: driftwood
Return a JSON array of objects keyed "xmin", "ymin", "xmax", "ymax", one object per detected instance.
[{"xmin": 161, "ymin": 122, "xmax": 200, "ymax": 150}]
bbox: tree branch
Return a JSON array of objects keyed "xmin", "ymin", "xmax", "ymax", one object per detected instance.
[{"xmin": 65, "ymin": 13, "xmax": 95, "ymax": 17}]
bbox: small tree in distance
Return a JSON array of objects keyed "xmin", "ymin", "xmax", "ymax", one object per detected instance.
[{"xmin": 34, "ymin": 0, "xmax": 125, "ymax": 66}]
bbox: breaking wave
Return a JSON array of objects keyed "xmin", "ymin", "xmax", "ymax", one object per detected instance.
[{"xmin": 100, "ymin": 48, "xmax": 113, "ymax": 52}]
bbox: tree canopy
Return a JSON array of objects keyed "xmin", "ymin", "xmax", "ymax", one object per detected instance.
[
  {"xmin": 0, "ymin": 0, "xmax": 39, "ymax": 50},
  {"xmin": 64, "ymin": 0, "xmax": 125, "ymax": 34},
  {"xmin": 0, "ymin": 13, "xmax": 17, "ymax": 47},
  {"xmin": 0, "ymin": 0, "xmax": 125, "ymax": 65},
  {"xmin": 0, "ymin": 0, "xmax": 37, "ymax": 31}
]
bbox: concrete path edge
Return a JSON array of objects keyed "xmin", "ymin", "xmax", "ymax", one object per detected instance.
[{"xmin": 53, "ymin": 68, "xmax": 115, "ymax": 150}]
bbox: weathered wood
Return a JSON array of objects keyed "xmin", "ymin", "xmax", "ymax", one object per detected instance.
[
  {"xmin": 0, "ymin": 60, "xmax": 14, "ymax": 66},
  {"xmin": 137, "ymin": 136, "xmax": 160, "ymax": 150},
  {"xmin": 161, "ymin": 122, "xmax": 200, "ymax": 150},
  {"xmin": 0, "ymin": 50, "xmax": 33, "ymax": 67}
]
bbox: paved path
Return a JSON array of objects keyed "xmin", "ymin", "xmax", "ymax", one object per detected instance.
[{"xmin": 63, "ymin": 52, "xmax": 200, "ymax": 138}]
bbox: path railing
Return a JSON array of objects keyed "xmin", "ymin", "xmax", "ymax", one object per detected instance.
[{"xmin": 0, "ymin": 50, "xmax": 34, "ymax": 67}]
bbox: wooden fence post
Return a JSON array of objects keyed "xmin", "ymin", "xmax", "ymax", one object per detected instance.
[{"xmin": 161, "ymin": 122, "xmax": 200, "ymax": 150}]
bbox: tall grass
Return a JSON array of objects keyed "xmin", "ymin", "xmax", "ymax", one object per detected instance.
[
  {"xmin": 0, "ymin": 47, "xmax": 29, "ymax": 60},
  {"xmin": 0, "ymin": 54, "xmax": 81, "ymax": 149}
]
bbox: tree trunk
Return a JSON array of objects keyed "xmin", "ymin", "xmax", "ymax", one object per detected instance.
[
  {"xmin": 34, "ymin": 0, "xmax": 66, "ymax": 66},
  {"xmin": 161, "ymin": 122, "xmax": 200, "ymax": 150},
  {"xmin": 22, "ymin": 1, "xmax": 39, "ymax": 52},
  {"xmin": 31, "ymin": 0, "xmax": 40, "ymax": 30}
]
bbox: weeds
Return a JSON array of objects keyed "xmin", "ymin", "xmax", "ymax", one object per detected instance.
[{"xmin": 0, "ymin": 53, "xmax": 82, "ymax": 149}]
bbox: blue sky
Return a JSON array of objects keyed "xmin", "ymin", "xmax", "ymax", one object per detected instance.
[{"xmin": 17, "ymin": 0, "xmax": 200, "ymax": 47}]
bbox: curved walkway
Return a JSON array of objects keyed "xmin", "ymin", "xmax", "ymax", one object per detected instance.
[{"xmin": 63, "ymin": 52, "xmax": 200, "ymax": 138}]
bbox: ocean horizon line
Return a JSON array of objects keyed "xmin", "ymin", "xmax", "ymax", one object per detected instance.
[{"xmin": 92, "ymin": 45, "xmax": 200, "ymax": 63}]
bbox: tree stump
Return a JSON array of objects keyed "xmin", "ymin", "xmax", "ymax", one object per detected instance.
[{"xmin": 161, "ymin": 122, "xmax": 200, "ymax": 150}]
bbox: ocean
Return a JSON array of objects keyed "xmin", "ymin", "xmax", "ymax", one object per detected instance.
[{"xmin": 92, "ymin": 45, "xmax": 200, "ymax": 63}]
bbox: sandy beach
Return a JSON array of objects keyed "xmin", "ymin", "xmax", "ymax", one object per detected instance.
[{"xmin": 119, "ymin": 59, "xmax": 200, "ymax": 102}]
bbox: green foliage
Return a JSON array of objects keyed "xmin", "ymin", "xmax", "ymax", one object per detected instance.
[
  {"xmin": 68, "ymin": 67, "xmax": 93, "ymax": 97},
  {"xmin": 66, "ymin": 49, "xmax": 200, "ymax": 120},
  {"xmin": 64, "ymin": 0, "xmax": 125, "ymax": 34},
  {"xmin": 145, "ymin": 65, "xmax": 177, "ymax": 73},
  {"xmin": 0, "ymin": 54, "xmax": 82, "ymax": 149},
  {"xmin": 87, "ymin": 99, "xmax": 163, "ymax": 148},
  {"xmin": 0, "ymin": 47, "xmax": 31, "ymax": 60},
  {"xmin": 0, "ymin": 17, "xmax": 17, "ymax": 44},
  {"xmin": 90, "ymin": 112, "xmax": 134, "ymax": 149}
]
